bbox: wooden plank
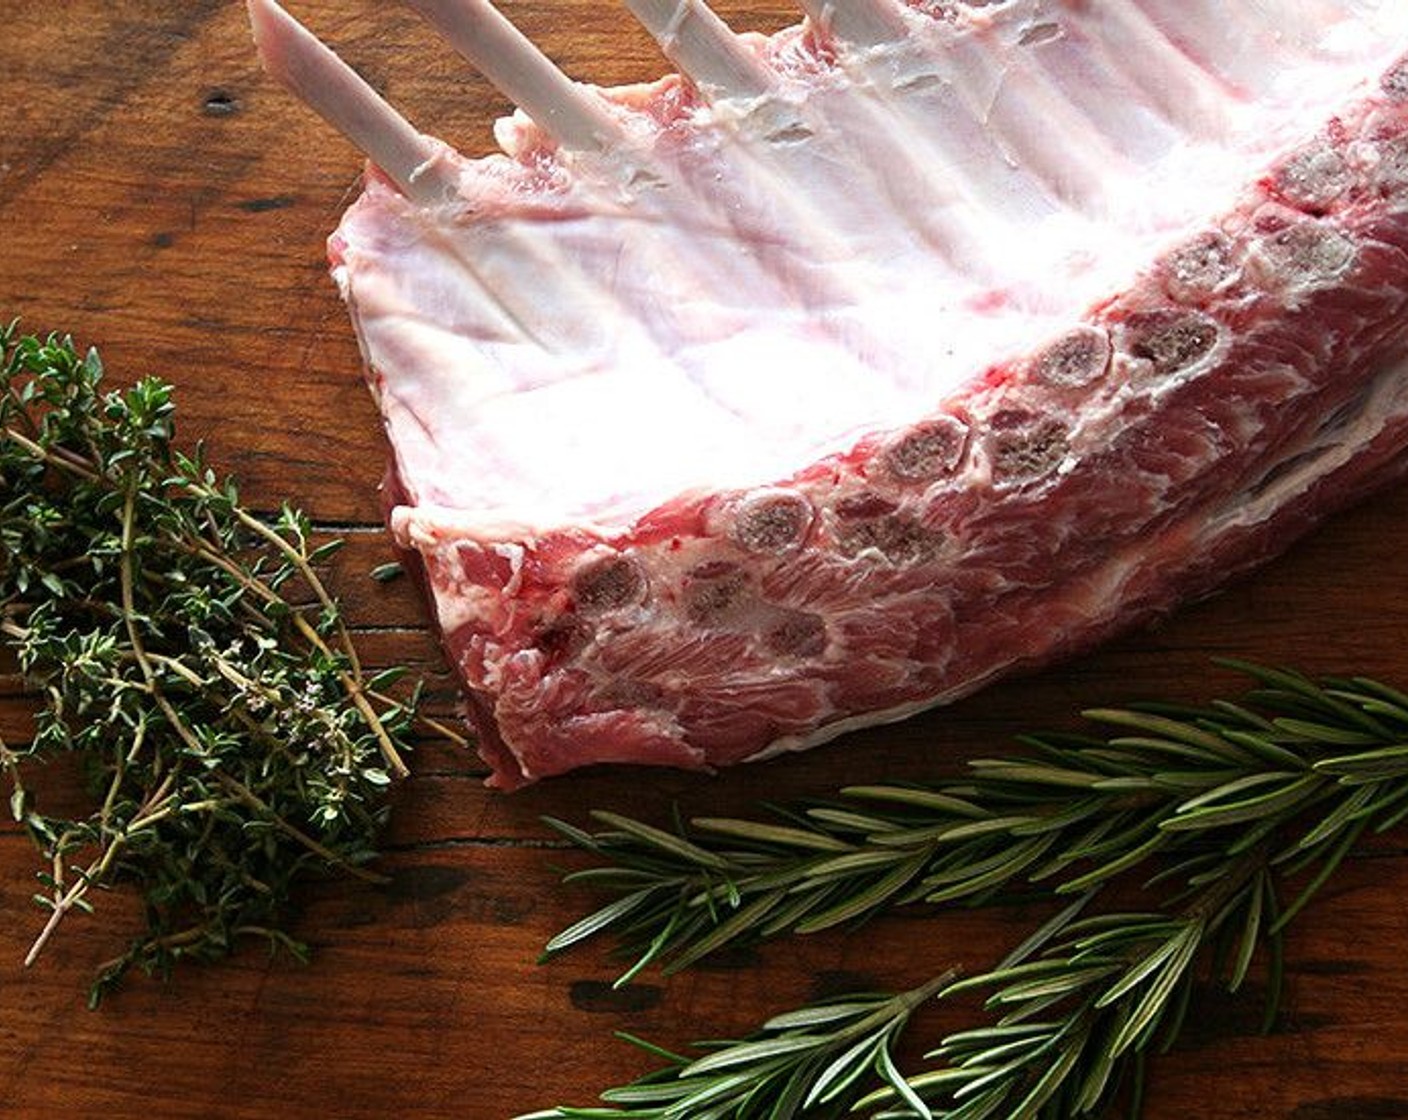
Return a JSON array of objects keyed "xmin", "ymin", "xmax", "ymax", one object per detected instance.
[
  {"xmin": 3, "ymin": 2, "xmax": 1408, "ymax": 1119},
  {"xmin": 1, "ymin": 836, "xmax": 1406, "ymax": 1119}
]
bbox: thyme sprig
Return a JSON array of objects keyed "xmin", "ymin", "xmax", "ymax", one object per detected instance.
[
  {"xmin": 0, "ymin": 323, "xmax": 417, "ymax": 1002},
  {"xmin": 532, "ymin": 665, "xmax": 1408, "ymax": 1117}
]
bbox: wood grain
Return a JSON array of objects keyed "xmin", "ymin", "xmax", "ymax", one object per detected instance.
[{"xmin": 3, "ymin": 4, "xmax": 1408, "ymax": 1118}]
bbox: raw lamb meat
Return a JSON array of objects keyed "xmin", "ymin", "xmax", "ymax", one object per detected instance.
[{"xmin": 250, "ymin": 0, "xmax": 1408, "ymax": 789}]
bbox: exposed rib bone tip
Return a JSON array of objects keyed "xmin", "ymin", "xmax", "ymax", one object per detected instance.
[
  {"xmin": 246, "ymin": 0, "xmax": 458, "ymax": 204},
  {"xmin": 404, "ymin": 0, "xmax": 623, "ymax": 154},
  {"xmin": 621, "ymin": 0, "xmax": 773, "ymax": 99},
  {"xmin": 283, "ymin": 0, "xmax": 1408, "ymax": 790},
  {"xmin": 797, "ymin": 0, "xmax": 906, "ymax": 49}
]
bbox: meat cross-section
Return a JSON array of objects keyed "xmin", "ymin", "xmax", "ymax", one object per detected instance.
[{"xmin": 251, "ymin": 0, "xmax": 1408, "ymax": 788}]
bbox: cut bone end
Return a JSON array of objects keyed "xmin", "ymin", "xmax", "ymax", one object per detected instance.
[
  {"xmin": 795, "ymin": 0, "xmax": 907, "ymax": 48},
  {"xmin": 403, "ymin": 0, "xmax": 625, "ymax": 153},
  {"xmin": 246, "ymin": 0, "xmax": 460, "ymax": 203},
  {"xmin": 620, "ymin": 0, "xmax": 773, "ymax": 98}
]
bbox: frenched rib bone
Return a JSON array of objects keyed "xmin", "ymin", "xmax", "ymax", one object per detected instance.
[{"xmin": 251, "ymin": 0, "xmax": 1408, "ymax": 788}]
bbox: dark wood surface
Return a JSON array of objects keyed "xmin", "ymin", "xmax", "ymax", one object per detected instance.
[{"xmin": 3, "ymin": 4, "xmax": 1408, "ymax": 1117}]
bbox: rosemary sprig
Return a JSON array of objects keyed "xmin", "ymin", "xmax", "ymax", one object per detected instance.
[
  {"xmin": 542, "ymin": 665, "xmax": 1408, "ymax": 978},
  {"xmin": 855, "ymin": 859, "xmax": 1276, "ymax": 1119},
  {"xmin": 532, "ymin": 665, "xmax": 1408, "ymax": 1116},
  {"xmin": 517, "ymin": 972, "xmax": 951, "ymax": 1120},
  {"xmin": 0, "ymin": 323, "xmax": 417, "ymax": 1003}
]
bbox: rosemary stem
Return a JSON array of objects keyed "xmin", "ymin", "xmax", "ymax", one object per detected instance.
[
  {"xmin": 845, "ymin": 967, "xmax": 958, "ymax": 1043},
  {"xmin": 532, "ymin": 664, "xmax": 1408, "ymax": 1119}
]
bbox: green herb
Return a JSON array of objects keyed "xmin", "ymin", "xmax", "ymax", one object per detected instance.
[
  {"xmin": 517, "ymin": 976, "xmax": 950, "ymax": 1120},
  {"xmin": 370, "ymin": 560, "xmax": 404, "ymax": 583},
  {"xmin": 0, "ymin": 323, "xmax": 418, "ymax": 1004},
  {"xmin": 529, "ymin": 664, "xmax": 1408, "ymax": 1117}
]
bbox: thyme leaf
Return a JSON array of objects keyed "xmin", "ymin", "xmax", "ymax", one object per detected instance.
[{"xmin": 0, "ymin": 323, "xmax": 418, "ymax": 1003}]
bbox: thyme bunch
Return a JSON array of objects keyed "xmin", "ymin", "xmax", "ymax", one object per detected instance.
[
  {"xmin": 530, "ymin": 664, "xmax": 1408, "ymax": 1117},
  {"xmin": 0, "ymin": 324, "xmax": 416, "ymax": 1003}
]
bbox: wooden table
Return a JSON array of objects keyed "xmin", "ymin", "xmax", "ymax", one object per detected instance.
[{"xmin": 2, "ymin": 4, "xmax": 1407, "ymax": 1117}]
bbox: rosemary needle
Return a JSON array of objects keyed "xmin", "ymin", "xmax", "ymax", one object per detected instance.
[
  {"xmin": 533, "ymin": 663, "xmax": 1408, "ymax": 1117},
  {"xmin": 0, "ymin": 324, "xmax": 418, "ymax": 1003},
  {"xmin": 516, "ymin": 973, "xmax": 952, "ymax": 1120}
]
